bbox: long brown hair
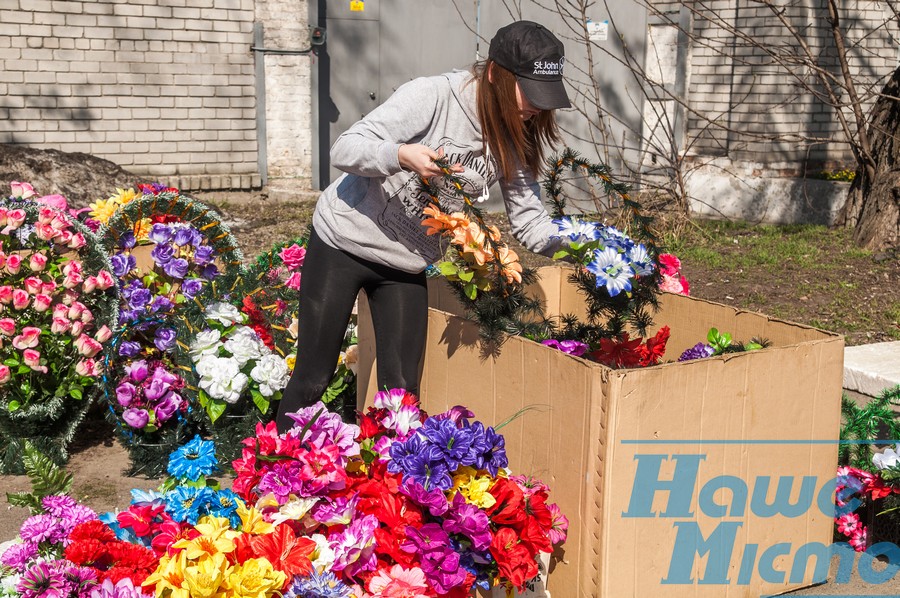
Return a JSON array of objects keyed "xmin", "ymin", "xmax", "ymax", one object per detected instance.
[{"xmin": 473, "ymin": 60, "xmax": 561, "ymax": 181}]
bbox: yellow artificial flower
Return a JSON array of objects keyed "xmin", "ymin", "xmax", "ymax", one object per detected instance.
[
  {"xmin": 285, "ymin": 354, "xmax": 297, "ymax": 372},
  {"xmin": 88, "ymin": 197, "xmax": 121, "ymax": 224},
  {"xmin": 237, "ymin": 501, "xmax": 275, "ymax": 536},
  {"xmin": 112, "ymin": 186, "xmax": 138, "ymax": 205},
  {"xmin": 221, "ymin": 557, "xmax": 287, "ymax": 598},
  {"xmin": 143, "ymin": 551, "xmax": 189, "ymax": 598},
  {"xmin": 183, "ymin": 552, "xmax": 229, "ymax": 598},
  {"xmin": 450, "ymin": 466, "xmax": 497, "ymax": 509},
  {"xmin": 132, "ymin": 217, "xmax": 153, "ymax": 241},
  {"xmin": 173, "ymin": 516, "xmax": 238, "ymax": 559}
]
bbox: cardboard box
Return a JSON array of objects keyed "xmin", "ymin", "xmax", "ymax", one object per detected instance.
[{"xmin": 357, "ymin": 266, "xmax": 845, "ymax": 597}]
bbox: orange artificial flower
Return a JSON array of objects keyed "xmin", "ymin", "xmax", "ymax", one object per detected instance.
[{"xmin": 498, "ymin": 246, "xmax": 523, "ymax": 284}]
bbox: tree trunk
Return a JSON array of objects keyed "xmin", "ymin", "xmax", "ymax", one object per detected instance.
[{"xmin": 836, "ymin": 65, "xmax": 900, "ymax": 250}]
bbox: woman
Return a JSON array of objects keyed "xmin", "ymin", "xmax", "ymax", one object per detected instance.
[{"xmin": 275, "ymin": 21, "xmax": 571, "ymax": 432}]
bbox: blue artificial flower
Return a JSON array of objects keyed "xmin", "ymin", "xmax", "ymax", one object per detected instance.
[
  {"xmin": 167, "ymin": 435, "xmax": 218, "ymax": 481},
  {"xmin": 284, "ymin": 570, "xmax": 354, "ymax": 598},
  {"xmin": 586, "ymin": 247, "xmax": 634, "ymax": 297},
  {"xmin": 164, "ymin": 485, "xmax": 215, "ymax": 525},
  {"xmin": 210, "ymin": 489, "xmax": 242, "ymax": 528},
  {"xmin": 628, "ymin": 243, "xmax": 655, "ymax": 277},
  {"xmin": 481, "ymin": 425, "xmax": 508, "ymax": 476},
  {"xmin": 130, "ymin": 488, "xmax": 165, "ymax": 506},
  {"xmin": 598, "ymin": 225, "xmax": 635, "ymax": 252},
  {"xmin": 99, "ymin": 511, "xmax": 138, "ymax": 543},
  {"xmin": 551, "ymin": 216, "xmax": 600, "ymax": 242}
]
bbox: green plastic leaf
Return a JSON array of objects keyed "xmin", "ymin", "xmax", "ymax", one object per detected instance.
[
  {"xmin": 206, "ymin": 400, "xmax": 226, "ymax": 423},
  {"xmin": 464, "ymin": 283, "xmax": 477, "ymax": 300},
  {"xmin": 3, "ymin": 358, "xmax": 18, "ymax": 367},
  {"xmin": 7, "ymin": 400, "xmax": 20, "ymax": 412},
  {"xmin": 438, "ymin": 261, "xmax": 458, "ymax": 276},
  {"xmin": 17, "ymin": 365, "xmax": 31, "ymax": 375},
  {"xmin": 552, "ymin": 250, "xmax": 570, "ymax": 260},
  {"xmin": 251, "ymin": 389, "xmax": 270, "ymax": 414},
  {"xmin": 457, "ymin": 269, "xmax": 475, "ymax": 283},
  {"xmin": 70, "ymin": 387, "xmax": 83, "ymax": 400}
]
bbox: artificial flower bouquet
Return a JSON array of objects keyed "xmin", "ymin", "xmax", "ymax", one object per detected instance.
[
  {"xmin": 1, "ymin": 395, "xmax": 567, "ymax": 598},
  {"xmin": 677, "ymin": 327, "xmax": 769, "ymax": 362},
  {"xmin": 189, "ymin": 301, "xmax": 291, "ymax": 424},
  {"xmin": 0, "ymin": 183, "xmax": 118, "ymax": 472}
]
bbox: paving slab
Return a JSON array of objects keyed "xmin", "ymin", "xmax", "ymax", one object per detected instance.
[{"xmin": 843, "ymin": 340, "xmax": 900, "ymax": 397}]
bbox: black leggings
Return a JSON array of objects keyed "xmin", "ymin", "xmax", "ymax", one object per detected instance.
[{"xmin": 275, "ymin": 228, "xmax": 428, "ymax": 432}]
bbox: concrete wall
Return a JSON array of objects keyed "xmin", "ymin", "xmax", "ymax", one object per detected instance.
[{"xmin": 0, "ymin": 0, "xmax": 270, "ymax": 191}]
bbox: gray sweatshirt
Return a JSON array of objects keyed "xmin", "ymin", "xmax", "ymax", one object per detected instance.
[{"xmin": 312, "ymin": 69, "xmax": 561, "ymax": 273}]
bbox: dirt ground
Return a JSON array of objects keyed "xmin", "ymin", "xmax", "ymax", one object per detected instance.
[{"xmin": 1, "ymin": 188, "xmax": 898, "ymax": 596}]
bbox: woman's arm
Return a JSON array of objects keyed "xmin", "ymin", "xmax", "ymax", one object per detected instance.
[
  {"xmin": 329, "ymin": 77, "xmax": 441, "ymax": 178},
  {"xmin": 499, "ymin": 164, "xmax": 563, "ymax": 258}
]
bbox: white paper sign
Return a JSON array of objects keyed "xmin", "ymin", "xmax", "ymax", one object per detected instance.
[{"xmin": 587, "ymin": 19, "xmax": 609, "ymax": 42}]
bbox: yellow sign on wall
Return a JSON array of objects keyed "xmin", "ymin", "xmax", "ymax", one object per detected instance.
[{"xmin": 350, "ymin": 0, "xmax": 364, "ymax": 11}]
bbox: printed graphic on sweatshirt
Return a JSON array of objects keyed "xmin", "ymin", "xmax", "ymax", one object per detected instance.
[{"xmin": 377, "ymin": 138, "xmax": 497, "ymax": 256}]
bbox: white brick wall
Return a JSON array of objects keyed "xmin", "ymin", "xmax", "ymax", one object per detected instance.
[{"xmin": 0, "ymin": 0, "xmax": 269, "ymax": 191}]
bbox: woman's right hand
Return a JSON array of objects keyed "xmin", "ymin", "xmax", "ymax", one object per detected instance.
[{"xmin": 398, "ymin": 144, "xmax": 463, "ymax": 178}]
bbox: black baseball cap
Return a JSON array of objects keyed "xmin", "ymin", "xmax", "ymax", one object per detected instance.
[{"xmin": 488, "ymin": 21, "xmax": 571, "ymax": 111}]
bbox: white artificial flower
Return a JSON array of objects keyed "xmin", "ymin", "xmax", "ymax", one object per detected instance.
[
  {"xmin": 270, "ymin": 495, "xmax": 319, "ymax": 527},
  {"xmin": 195, "ymin": 354, "xmax": 248, "ymax": 403},
  {"xmin": 343, "ymin": 344, "xmax": 359, "ymax": 375},
  {"xmin": 873, "ymin": 444, "xmax": 900, "ymax": 470},
  {"xmin": 0, "ymin": 571, "xmax": 21, "ymax": 596},
  {"xmin": 224, "ymin": 326, "xmax": 266, "ymax": 366},
  {"xmin": 189, "ymin": 328, "xmax": 222, "ymax": 359},
  {"xmin": 309, "ymin": 533, "xmax": 336, "ymax": 573},
  {"xmin": 205, "ymin": 302, "xmax": 244, "ymax": 326},
  {"xmin": 250, "ymin": 353, "xmax": 291, "ymax": 397}
]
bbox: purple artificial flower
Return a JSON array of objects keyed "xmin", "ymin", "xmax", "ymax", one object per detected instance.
[
  {"xmin": 61, "ymin": 564, "xmax": 97, "ymax": 594},
  {"xmin": 399, "ymin": 477, "xmax": 449, "ymax": 516},
  {"xmin": 17, "ymin": 561, "xmax": 68, "ymax": 598},
  {"xmin": 678, "ymin": 342, "xmax": 715, "ymax": 362},
  {"xmin": 400, "ymin": 522, "xmax": 450, "ymax": 554},
  {"xmin": 150, "ymin": 243, "xmax": 174, "ymax": 265},
  {"xmin": 118, "ymin": 309, "xmax": 140, "ymax": 324},
  {"xmin": 311, "ymin": 494, "xmax": 358, "ymax": 526},
  {"xmin": 122, "ymin": 408, "xmax": 149, "ymax": 429},
  {"xmin": 200, "ymin": 263, "xmax": 219, "ymax": 280},
  {"xmin": 328, "ymin": 514, "xmax": 378, "ymax": 577},
  {"xmin": 148, "ymin": 223, "xmax": 174, "ymax": 245},
  {"xmin": 173, "ymin": 227, "xmax": 196, "ymax": 247},
  {"xmin": 542, "ymin": 338, "xmax": 589, "ymax": 357},
  {"xmin": 115, "ymin": 382, "xmax": 137, "ymax": 407},
  {"xmin": 286, "ymin": 402, "xmax": 361, "ymax": 464},
  {"xmin": 480, "ymin": 425, "xmax": 507, "ymax": 476},
  {"xmin": 144, "ymin": 366, "xmax": 178, "ymax": 401},
  {"xmin": 419, "ymin": 546, "xmax": 467, "ymax": 594},
  {"xmin": 431, "ymin": 406, "xmax": 475, "ymax": 426},
  {"xmin": 153, "ymin": 327, "xmax": 177, "ymax": 352},
  {"xmin": 118, "ymin": 231, "xmax": 136, "ymax": 250},
  {"xmin": 0, "ymin": 540, "xmax": 38, "ymax": 572},
  {"xmin": 118, "ymin": 341, "xmax": 141, "ymax": 358},
  {"xmin": 257, "ymin": 461, "xmax": 303, "ymax": 504},
  {"xmin": 419, "ymin": 418, "xmax": 475, "ymax": 470},
  {"xmin": 442, "ymin": 492, "xmax": 492, "ymax": 551},
  {"xmin": 392, "ymin": 444, "xmax": 452, "ymax": 491},
  {"xmin": 40, "ymin": 495, "xmax": 77, "ymax": 517},
  {"xmin": 150, "ymin": 296, "xmax": 174, "ymax": 314},
  {"xmin": 19, "ymin": 514, "xmax": 61, "ymax": 544},
  {"xmin": 110, "ymin": 254, "xmax": 136, "ymax": 278},
  {"xmin": 180, "ymin": 278, "xmax": 203, "ymax": 300},
  {"xmin": 128, "ymin": 287, "xmax": 151, "ymax": 310},
  {"xmin": 193, "ymin": 245, "xmax": 214, "ymax": 265},
  {"xmin": 125, "ymin": 360, "xmax": 149, "ymax": 383},
  {"xmin": 162, "ymin": 257, "xmax": 189, "ymax": 279},
  {"xmin": 90, "ymin": 577, "xmax": 153, "ymax": 598},
  {"xmin": 153, "ymin": 391, "xmax": 182, "ymax": 422}
]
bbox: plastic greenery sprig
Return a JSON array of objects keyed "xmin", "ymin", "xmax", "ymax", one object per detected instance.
[{"xmin": 5, "ymin": 440, "xmax": 74, "ymax": 514}]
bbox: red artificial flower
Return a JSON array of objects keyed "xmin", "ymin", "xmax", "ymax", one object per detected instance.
[
  {"xmin": 524, "ymin": 491, "xmax": 554, "ymax": 531},
  {"xmin": 358, "ymin": 413, "xmax": 383, "ymax": 440},
  {"xmin": 69, "ymin": 520, "xmax": 117, "ymax": 544},
  {"xmin": 64, "ymin": 538, "xmax": 111, "ymax": 568},
  {"xmin": 517, "ymin": 517, "xmax": 552, "ymax": 555},
  {"xmin": 489, "ymin": 527, "xmax": 539, "ymax": 590},
  {"xmin": 151, "ymin": 516, "xmax": 199, "ymax": 557},
  {"xmin": 486, "ymin": 478, "xmax": 526, "ymax": 526},
  {"xmin": 117, "ymin": 503, "xmax": 167, "ymax": 537},
  {"xmin": 249, "ymin": 523, "xmax": 316, "ymax": 579},
  {"xmin": 590, "ymin": 333, "xmax": 644, "ymax": 369},
  {"xmin": 639, "ymin": 325, "xmax": 670, "ymax": 367}
]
